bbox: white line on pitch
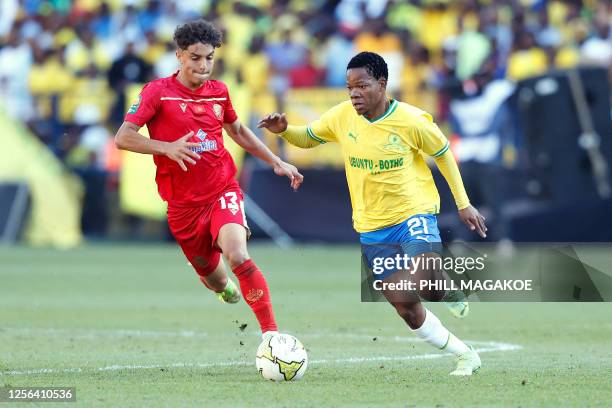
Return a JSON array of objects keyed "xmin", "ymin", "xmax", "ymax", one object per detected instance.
[
  {"xmin": 0, "ymin": 327, "xmax": 508, "ymax": 344},
  {"xmin": 0, "ymin": 327, "xmax": 208, "ymax": 339},
  {"xmin": 1, "ymin": 327, "xmax": 419, "ymax": 341},
  {"xmin": 0, "ymin": 341, "xmax": 521, "ymax": 376}
]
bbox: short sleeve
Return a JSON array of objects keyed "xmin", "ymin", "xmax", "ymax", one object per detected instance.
[
  {"xmin": 223, "ymin": 86, "xmax": 238, "ymax": 124},
  {"xmin": 124, "ymin": 82, "xmax": 160, "ymax": 127},
  {"xmin": 306, "ymin": 107, "xmax": 339, "ymax": 144},
  {"xmin": 410, "ymin": 113, "xmax": 450, "ymax": 157}
]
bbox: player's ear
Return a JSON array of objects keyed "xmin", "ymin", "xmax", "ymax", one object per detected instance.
[{"xmin": 378, "ymin": 77, "xmax": 387, "ymax": 90}]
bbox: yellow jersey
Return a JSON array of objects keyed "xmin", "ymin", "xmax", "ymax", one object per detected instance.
[{"xmin": 307, "ymin": 99, "xmax": 455, "ymax": 233}]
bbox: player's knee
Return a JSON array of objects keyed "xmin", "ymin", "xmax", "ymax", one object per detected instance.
[{"xmin": 225, "ymin": 246, "xmax": 250, "ymax": 269}]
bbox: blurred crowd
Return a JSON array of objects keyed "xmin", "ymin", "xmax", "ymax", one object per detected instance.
[
  {"xmin": 1, "ymin": 0, "xmax": 610, "ymax": 167},
  {"xmin": 0, "ymin": 0, "xmax": 610, "ymax": 237}
]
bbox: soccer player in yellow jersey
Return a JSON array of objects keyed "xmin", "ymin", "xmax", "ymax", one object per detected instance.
[{"xmin": 258, "ymin": 52, "xmax": 488, "ymax": 376}]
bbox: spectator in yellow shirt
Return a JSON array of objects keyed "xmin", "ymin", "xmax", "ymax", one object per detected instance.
[{"xmin": 507, "ymin": 31, "xmax": 548, "ymax": 81}]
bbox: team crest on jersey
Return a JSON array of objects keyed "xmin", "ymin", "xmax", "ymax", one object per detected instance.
[
  {"xmin": 127, "ymin": 94, "xmax": 141, "ymax": 114},
  {"xmin": 213, "ymin": 103, "xmax": 223, "ymax": 119},
  {"xmin": 179, "ymin": 102, "xmax": 187, "ymax": 113},
  {"xmin": 383, "ymin": 133, "xmax": 407, "ymax": 153}
]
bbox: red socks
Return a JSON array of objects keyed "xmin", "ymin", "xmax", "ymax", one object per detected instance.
[{"xmin": 232, "ymin": 259, "xmax": 277, "ymax": 333}]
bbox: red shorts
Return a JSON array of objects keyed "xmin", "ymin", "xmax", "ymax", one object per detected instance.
[{"xmin": 167, "ymin": 187, "xmax": 249, "ymax": 277}]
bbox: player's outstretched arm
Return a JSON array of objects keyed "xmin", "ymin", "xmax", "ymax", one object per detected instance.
[
  {"xmin": 114, "ymin": 121, "xmax": 201, "ymax": 171},
  {"xmin": 257, "ymin": 113, "xmax": 320, "ymax": 149},
  {"xmin": 223, "ymin": 119, "xmax": 303, "ymax": 190},
  {"xmin": 433, "ymin": 150, "xmax": 488, "ymax": 238}
]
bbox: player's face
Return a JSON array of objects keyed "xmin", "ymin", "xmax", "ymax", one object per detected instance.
[
  {"xmin": 176, "ymin": 42, "xmax": 215, "ymax": 87},
  {"xmin": 346, "ymin": 68, "xmax": 387, "ymax": 117}
]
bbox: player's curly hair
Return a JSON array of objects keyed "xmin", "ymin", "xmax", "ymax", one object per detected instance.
[
  {"xmin": 174, "ymin": 20, "xmax": 223, "ymax": 50},
  {"xmin": 346, "ymin": 52, "xmax": 388, "ymax": 81}
]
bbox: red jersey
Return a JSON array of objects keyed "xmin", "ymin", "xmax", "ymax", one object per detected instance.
[{"xmin": 124, "ymin": 72, "xmax": 240, "ymax": 206}]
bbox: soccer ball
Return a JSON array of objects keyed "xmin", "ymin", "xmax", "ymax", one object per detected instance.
[{"xmin": 256, "ymin": 333, "xmax": 308, "ymax": 381}]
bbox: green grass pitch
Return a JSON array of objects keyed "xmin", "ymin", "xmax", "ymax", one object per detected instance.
[{"xmin": 1, "ymin": 243, "xmax": 611, "ymax": 407}]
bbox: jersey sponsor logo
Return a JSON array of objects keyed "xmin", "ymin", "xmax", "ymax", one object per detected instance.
[
  {"xmin": 179, "ymin": 102, "xmax": 187, "ymax": 112},
  {"xmin": 383, "ymin": 133, "xmax": 407, "ymax": 153},
  {"xmin": 378, "ymin": 157, "xmax": 404, "ymax": 170},
  {"xmin": 349, "ymin": 155, "xmax": 404, "ymax": 174},
  {"xmin": 189, "ymin": 129, "xmax": 217, "ymax": 153},
  {"xmin": 190, "ymin": 139, "xmax": 217, "ymax": 153},
  {"xmin": 196, "ymin": 129, "xmax": 207, "ymax": 140},
  {"xmin": 127, "ymin": 94, "xmax": 141, "ymax": 114},
  {"xmin": 190, "ymin": 140, "xmax": 217, "ymax": 153},
  {"xmin": 349, "ymin": 156, "xmax": 374, "ymax": 170},
  {"xmin": 213, "ymin": 103, "xmax": 223, "ymax": 119}
]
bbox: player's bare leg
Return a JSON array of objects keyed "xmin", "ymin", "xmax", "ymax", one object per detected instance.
[
  {"xmin": 189, "ymin": 255, "xmax": 240, "ymax": 304},
  {"xmin": 201, "ymin": 261, "xmax": 241, "ymax": 304},
  {"xmin": 200, "ymin": 261, "xmax": 228, "ymax": 291},
  {"xmin": 217, "ymin": 223, "xmax": 278, "ymax": 337},
  {"xmin": 216, "ymin": 223, "xmax": 251, "ymax": 269},
  {"xmin": 417, "ymin": 252, "xmax": 469, "ymax": 318},
  {"xmin": 381, "ymin": 262, "xmax": 480, "ymax": 376}
]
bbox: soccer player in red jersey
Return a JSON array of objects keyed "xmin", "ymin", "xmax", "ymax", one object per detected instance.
[{"xmin": 114, "ymin": 20, "xmax": 303, "ymax": 339}]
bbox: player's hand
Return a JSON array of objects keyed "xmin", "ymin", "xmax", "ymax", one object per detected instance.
[
  {"xmin": 273, "ymin": 160, "xmax": 304, "ymax": 191},
  {"xmin": 458, "ymin": 205, "xmax": 488, "ymax": 238},
  {"xmin": 257, "ymin": 113, "xmax": 288, "ymax": 134},
  {"xmin": 164, "ymin": 131, "xmax": 201, "ymax": 171}
]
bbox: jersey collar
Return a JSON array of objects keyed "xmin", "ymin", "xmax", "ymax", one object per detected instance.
[
  {"xmin": 362, "ymin": 99, "xmax": 398, "ymax": 124},
  {"xmin": 172, "ymin": 70, "xmax": 208, "ymax": 94}
]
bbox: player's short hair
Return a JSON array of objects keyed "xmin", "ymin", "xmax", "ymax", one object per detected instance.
[
  {"xmin": 347, "ymin": 52, "xmax": 388, "ymax": 81},
  {"xmin": 174, "ymin": 20, "xmax": 223, "ymax": 50}
]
